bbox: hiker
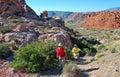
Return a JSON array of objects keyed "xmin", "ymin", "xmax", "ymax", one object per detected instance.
[
  {"xmin": 56, "ymin": 43, "xmax": 68, "ymax": 67},
  {"xmin": 72, "ymin": 44, "xmax": 82, "ymax": 63}
]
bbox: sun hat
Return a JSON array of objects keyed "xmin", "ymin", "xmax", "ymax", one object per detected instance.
[
  {"xmin": 58, "ymin": 43, "xmax": 62, "ymax": 46},
  {"xmin": 74, "ymin": 44, "xmax": 77, "ymax": 47}
]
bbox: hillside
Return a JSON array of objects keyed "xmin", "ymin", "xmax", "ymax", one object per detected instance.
[
  {"xmin": 84, "ymin": 11, "xmax": 120, "ymax": 30},
  {"xmin": 65, "ymin": 7, "xmax": 120, "ymax": 30}
]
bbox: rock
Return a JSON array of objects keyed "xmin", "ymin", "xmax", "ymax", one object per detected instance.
[
  {"xmin": 3, "ymin": 32, "xmax": 38, "ymax": 48},
  {"xmin": 52, "ymin": 16, "xmax": 61, "ymax": 20},
  {"xmin": 0, "ymin": 0, "xmax": 38, "ymax": 19},
  {"xmin": 38, "ymin": 28, "xmax": 72, "ymax": 49},
  {"xmin": 15, "ymin": 24, "xmax": 29, "ymax": 32},
  {"xmin": 40, "ymin": 11, "xmax": 48, "ymax": 18},
  {"xmin": 54, "ymin": 32, "xmax": 72, "ymax": 49},
  {"xmin": 4, "ymin": 33, "xmax": 14, "ymax": 42}
]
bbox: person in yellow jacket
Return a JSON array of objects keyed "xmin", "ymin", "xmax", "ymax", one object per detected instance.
[{"xmin": 72, "ymin": 44, "xmax": 82, "ymax": 63}]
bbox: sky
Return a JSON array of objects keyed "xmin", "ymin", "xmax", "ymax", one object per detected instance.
[{"xmin": 26, "ymin": 0, "xmax": 120, "ymax": 15}]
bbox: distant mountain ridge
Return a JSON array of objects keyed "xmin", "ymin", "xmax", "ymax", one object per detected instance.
[
  {"xmin": 105, "ymin": 7, "xmax": 120, "ymax": 11},
  {"xmin": 48, "ymin": 11, "xmax": 74, "ymax": 19},
  {"xmin": 48, "ymin": 7, "xmax": 120, "ymax": 19}
]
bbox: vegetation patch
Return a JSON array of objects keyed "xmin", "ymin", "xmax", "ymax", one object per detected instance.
[
  {"xmin": 0, "ymin": 26, "xmax": 12, "ymax": 34},
  {"xmin": 11, "ymin": 40, "xmax": 59, "ymax": 73},
  {"xmin": 60, "ymin": 63, "xmax": 81, "ymax": 77},
  {"xmin": 0, "ymin": 44, "xmax": 12, "ymax": 59}
]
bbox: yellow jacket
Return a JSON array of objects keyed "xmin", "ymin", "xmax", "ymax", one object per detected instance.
[{"xmin": 72, "ymin": 47, "xmax": 81, "ymax": 56}]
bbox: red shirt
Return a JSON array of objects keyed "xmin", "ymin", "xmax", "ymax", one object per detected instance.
[{"xmin": 56, "ymin": 47, "xmax": 66, "ymax": 58}]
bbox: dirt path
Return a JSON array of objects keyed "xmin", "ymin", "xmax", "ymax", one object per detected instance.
[
  {"xmin": 78, "ymin": 56, "xmax": 100, "ymax": 77},
  {"xmin": 39, "ymin": 56, "xmax": 99, "ymax": 77}
]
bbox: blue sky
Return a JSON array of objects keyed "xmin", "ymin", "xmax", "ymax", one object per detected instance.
[{"xmin": 26, "ymin": 0, "xmax": 120, "ymax": 15}]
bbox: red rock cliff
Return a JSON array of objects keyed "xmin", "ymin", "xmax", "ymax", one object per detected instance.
[{"xmin": 84, "ymin": 11, "xmax": 120, "ymax": 30}]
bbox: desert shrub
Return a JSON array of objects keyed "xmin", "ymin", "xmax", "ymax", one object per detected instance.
[
  {"xmin": 60, "ymin": 63, "xmax": 81, "ymax": 77},
  {"xmin": 0, "ymin": 26, "xmax": 12, "ymax": 34},
  {"xmin": 11, "ymin": 18, "xmax": 23, "ymax": 23},
  {"xmin": 11, "ymin": 40, "xmax": 59, "ymax": 73},
  {"xmin": 109, "ymin": 48, "xmax": 117, "ymax": 53},
  {"xmin": 53, "ymin": 27, "xmax": 60, "ymax": 31},
  {"xmin": 83, "ymin": 48, "xmax": 91, "ymax": 55},
  {"xmin": 97, "ymin": 44, "xmax": 106, "ymax": 52},
  {"xmin": 0, "ymin": 44, "xmax": 12, "ymax": 59}
]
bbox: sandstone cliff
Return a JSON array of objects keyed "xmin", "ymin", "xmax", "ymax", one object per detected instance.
[
  {"xmin": 0, "ymin": 0, "xmax": 38, "ymax": 19},
  {"xmin": 84, "ymin": 11, "xmax": 120, "ymax": 30}
]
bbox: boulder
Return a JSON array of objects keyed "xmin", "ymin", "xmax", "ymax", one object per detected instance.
[{"xmin": 54, "ymin": 32, "xmax": 72, "ymax": 49}]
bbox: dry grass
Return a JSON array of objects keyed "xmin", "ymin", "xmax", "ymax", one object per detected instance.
[{"xmin": 60, "ymin": 63, "xmax": 81, "ymax": 77}]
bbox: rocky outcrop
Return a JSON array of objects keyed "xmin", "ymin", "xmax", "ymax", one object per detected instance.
[
  {"xmin": 84, "ymin": 11, "xmax": 120, "ymax": 30},
  {"xmin": 65, "ymin": 13, "xmax": 89, "ymax": 25},
  {"xmin": 0, "ymin": 61, "xmax": 30, "ymax": 77},
  {"xmin": 40, "ymin": 11, "xmax": 48, "ymax": 18},
  {"xmin": 0, "ymin": 0, "xmax": 38, "ymax": 19},
  {"xmin": 4, "ymin": 32, "xmax": 38, "ymax": 48},
  {"xmin": 0, "ymin": 15, "xmax": 73, "ymax": 48},
  {"xmin": 38, "ymin": 27, "xmax": 72, "ymax": 49}
]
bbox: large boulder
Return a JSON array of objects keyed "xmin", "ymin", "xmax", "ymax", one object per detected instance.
[
  {"xmin": 54, "ymin": 32, "xmax": 72, "ymax": 49},
  {"xmin": 0, "ymin": 0, "xmax": 38, "ymax": 19},
  {"xmin": 38, "ymin": 28, "xmax": 72, "ymax": 49}
]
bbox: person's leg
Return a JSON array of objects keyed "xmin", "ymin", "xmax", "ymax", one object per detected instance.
[
  {"xmin": 75, "ymin": 56, "xmax": 78, "ymax": 63},
  {"xmin": 58, "ymin": 57, "xmax": 65, "ymax": 70},
  {"xmin": 59, "ymin": 58, "xmax": 65, "ymax": 66}
]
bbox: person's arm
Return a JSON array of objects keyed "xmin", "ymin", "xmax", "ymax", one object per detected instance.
[{"xmin": 78, "ymin": 48, "xmax": 82, "ymax": 52}]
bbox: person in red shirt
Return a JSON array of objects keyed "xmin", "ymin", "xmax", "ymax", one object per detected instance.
[{"xmin": 56, "ymin": 43, "xmax": 67, "ymax": 67}]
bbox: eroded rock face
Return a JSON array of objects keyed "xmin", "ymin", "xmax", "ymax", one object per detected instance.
[
  {"xmin": 38, "ymin": 28, "xmax": 72, "ymax": 49},
  {"xmin": 0, "ymin": 0, "xmax": 38, "ymax": 19},
  {"xmin": 54, "ymin": 32, "xmax": 72, "ymax": 49},
  {"xmin": 84, "ymin": 11, "xmax": 120, "ymax": 30}
]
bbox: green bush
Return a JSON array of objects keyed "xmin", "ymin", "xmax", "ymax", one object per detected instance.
[
  {"xmin": 0, "ymin": 44, "xmax": 12, "ymax": 59},
  {"xmin": 11, "ymin": 40, "xmax": 59, "ymax": 73},
  {"xmin": 0, "ymin": 26, "xmax": 12, "ymax": 34},
  {"xmin": 64, "ymin": 47, "xmax": 73, "ymax": 60},
  {"xmin": 83, "ymin": 48, "xmax": 91, "ymax": 55}
]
